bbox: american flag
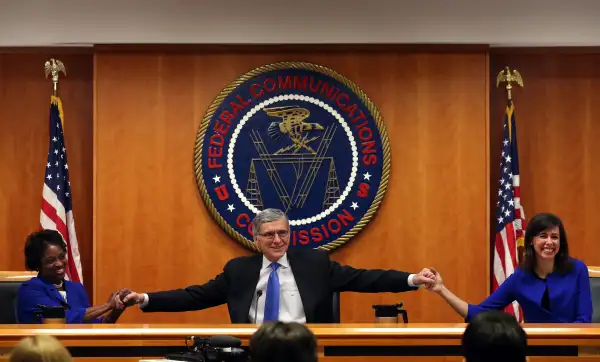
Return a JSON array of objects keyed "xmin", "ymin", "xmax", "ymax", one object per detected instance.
[
  {"xmin": 493, "ymin": 102, "xmax": 526, "ymax": 322},
  {"xmin": 40, "ymin": 96, "xmax": 83, "ymax": 283}
]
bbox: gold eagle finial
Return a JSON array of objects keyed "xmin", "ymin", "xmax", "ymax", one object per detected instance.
[
  {"xmin": 44, "ymin": 58, "xmax": 66, "ymax": 96},
  {"xmin": 496, "ymin": 66, "xmax": 523, "ymax": 101}
]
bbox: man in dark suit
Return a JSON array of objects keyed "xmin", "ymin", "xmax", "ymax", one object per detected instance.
[{"xmin": 123, "ymin": 208, "xmax": 436, "ymax": 323}]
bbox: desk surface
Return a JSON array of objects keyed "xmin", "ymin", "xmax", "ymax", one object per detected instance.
[{"xmin": 0, "ymin": 323, "xmax": 599, "ymax": 347}]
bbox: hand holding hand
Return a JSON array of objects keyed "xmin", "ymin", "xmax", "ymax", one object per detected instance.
[
  {"xmin": 122, "ymin": 291, "xmax": 145, "ymax": 307},
  {"xmin": 413, "ymin": 268, "xmax": 436, "ymax": 288},
  {"xmin": 111, "ymin": 288, "xmax": 134, "ymax": 310},
  {"xmin": 118, "ymin": 288, "xmax": 132, "ymax": 304},
  {"xmin": 106, "ymin": 291, "xmax": 123, "ymax": 310},
  {"xmin": 423, "ymin": 268, "xmax": 443, "ymax": 293}
]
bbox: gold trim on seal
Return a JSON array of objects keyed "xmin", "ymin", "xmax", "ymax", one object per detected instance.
[{"xmin": 193, "ymin": 61, "xmax": 391, "ymax": 252}]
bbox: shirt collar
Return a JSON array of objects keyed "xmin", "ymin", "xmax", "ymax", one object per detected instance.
[
  {"xmin": 262, "ymin": 253, "xmax": 289, "ymax": 269},
  {"xmin": 37, "ymin": 274, "xmax": 67, "ymax": 288}
]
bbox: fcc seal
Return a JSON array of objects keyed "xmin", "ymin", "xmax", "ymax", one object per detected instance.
[{"xmin": 194, "ymin": 62, "xmax": 390, "ymax": 252}]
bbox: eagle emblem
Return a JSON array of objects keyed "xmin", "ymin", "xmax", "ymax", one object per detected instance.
[{"xmin": 265, "ymin": 106, "xmax": 325, "ymax": 154}]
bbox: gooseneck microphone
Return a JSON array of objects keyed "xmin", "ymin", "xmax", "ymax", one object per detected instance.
[
  {"xmin": 254, "ymin": 290, "xmax": 263, "ymax": 324},
  {"xmin": 59, "ymin": 299, "xmax": 71, "ymax": 310}
]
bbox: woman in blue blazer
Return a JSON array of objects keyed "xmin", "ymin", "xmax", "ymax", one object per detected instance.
[
  {"xmin": 427, "ymin": 213, "xmax": 592, "ymax": 323},
  {"xmin": 17, "ymin": 230, "xmax": 127, "ymax": 324}
]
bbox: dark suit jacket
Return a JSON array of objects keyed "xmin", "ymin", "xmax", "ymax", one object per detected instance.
[{"xmin": 144, "ymin": 248, "xmax": 417, "ymax": 323}]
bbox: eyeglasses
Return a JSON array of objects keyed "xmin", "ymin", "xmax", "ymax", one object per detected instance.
[{"xmin": 259, "ymin": 230, "xmax": 290, "ymax": 240}]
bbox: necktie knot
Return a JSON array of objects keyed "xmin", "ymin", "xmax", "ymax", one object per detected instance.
[{"xmin": 270, "ymin": 263, "xmax": 280, "ymax": 272}]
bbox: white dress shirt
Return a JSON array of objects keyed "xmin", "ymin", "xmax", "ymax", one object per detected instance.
[
  {"xmin": 140, "ymin": 254, "xmax": 419, "ymax": 323},
  {"xmin": 248, "ymin": 253, "xmax": 306, "ymax": 324},
  {"xmin": 58, "ymin": 291, "xmax": 67, "ymax": 303}
]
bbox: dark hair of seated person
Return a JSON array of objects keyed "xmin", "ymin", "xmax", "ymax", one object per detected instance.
[
  {"xmin": 250, "ymin": 321, "xmax": 317, "ymax": 362},
  {"xmin": 462, "ymin": 311, "xmax": 527, "ymax": 362},
  {"xmin": 520, "ymin": 212, "xmax": 573, "ymax": 275},
  {"xmin": 24, "ymin": 229, "xmax": 68, "ymax": 283}
]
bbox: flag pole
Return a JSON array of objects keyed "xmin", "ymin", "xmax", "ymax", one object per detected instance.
[
  {"xmin": 44, "ymin": 58, "xmax": 66, "ymax": 97},
  {"xmin": 496, "ymin": 66, "xmax": 524, "ymax": 142},
  {"xmin": 493, "ymin": 66, "xmax": 527, "ymax": 322},
  {"xmin": 496, "ymin": 65, "xmax": 526, "ymax": 263},
  {"xmin": 40, "ymin": 57, "xmax": 83, "ymax": 283}
]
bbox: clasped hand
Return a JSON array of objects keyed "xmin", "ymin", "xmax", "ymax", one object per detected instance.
[
  {"xmin": 106, "ymin": 288, "xmax": 134, "ymax": 310},
  {"xmin": 417, "ymin": 268, "xmax": 443, "ymax": 293}
]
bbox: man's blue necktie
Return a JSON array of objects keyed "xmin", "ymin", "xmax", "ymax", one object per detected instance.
[{"xmin": 263, "ymin": 263, "xmax": 280, "ymax": 322}]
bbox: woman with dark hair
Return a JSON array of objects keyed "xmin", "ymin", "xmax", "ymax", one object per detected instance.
[
  {"xmin": 17, "ymin": 230, "xmax": 129, "ymax": 323},
  {"xmin": 425, "ymin": 213, "xmax": 592, "ymax": 323}
]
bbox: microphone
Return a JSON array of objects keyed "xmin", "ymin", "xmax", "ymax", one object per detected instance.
[
  {"xmin": 207, "ymin": 335, "xmax": 242, "ymax": 348},
  {"xmin": 59, "ymin": 299, "xmax": 71, "ymax": 310},
  {"xmin": 254, "ymin": 290, "xmax": 263, "ymax": 324}
]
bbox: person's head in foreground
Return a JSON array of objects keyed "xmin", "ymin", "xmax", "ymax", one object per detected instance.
[
  {"xmin": 462, "ymin": 311, "xmax": 527, "ymax": 362},
  {"xmin": 250, "ymin": 321, "xmax": 317, "ymax": 362},
  {"xmin": 9, "ymin": 335, "xmax": 72, "ymax": 362},
  {"xmin": 521, "ymin": 212, "xmax": 572, "ymax": 274}
]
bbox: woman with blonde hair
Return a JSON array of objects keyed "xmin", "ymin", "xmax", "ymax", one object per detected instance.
[{"xmin": 9, "ymin": 335, "xmax": 72, "ymax": 362}]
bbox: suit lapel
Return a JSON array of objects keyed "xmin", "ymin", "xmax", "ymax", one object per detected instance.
[
  {"xmin": 239, "ymin": 254, "xmax": 263, "ymax": 322},
  {"xmin": 287, "ymin": 250, "xmax": 314, "ymax": 322}
]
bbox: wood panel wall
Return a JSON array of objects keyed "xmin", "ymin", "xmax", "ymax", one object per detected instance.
[
  {"xmin": 93, "ymin": 48, "xmax": 489, "ymax": 323},
  {"xmin": 0, "ymin": 51, "xmax": 94, "ymax": 297},
  {"xmin": 2, "ymin": 47, "xmax": 599, "ymax": 324},
  {"xmin": 490, "ymin": 51, "xmax": 600, "ymax": 267}
]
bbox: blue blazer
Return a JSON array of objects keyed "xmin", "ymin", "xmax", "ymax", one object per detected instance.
[
  {"xmin": 17, "ymin": 276, "xmax": 101, "ymax": 324},
  {"xmin": 468, "ymin": 258, "xmax": 593, "ymax": 323}
]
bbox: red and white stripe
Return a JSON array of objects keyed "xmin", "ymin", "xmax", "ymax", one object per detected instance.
[
  {"xmin": 493, "ymin": 175, "xmax": 526, "ymax": 322},
  {"xmin": 40, "ymin": 183, "xmax": 83, "ymax": 283}
]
